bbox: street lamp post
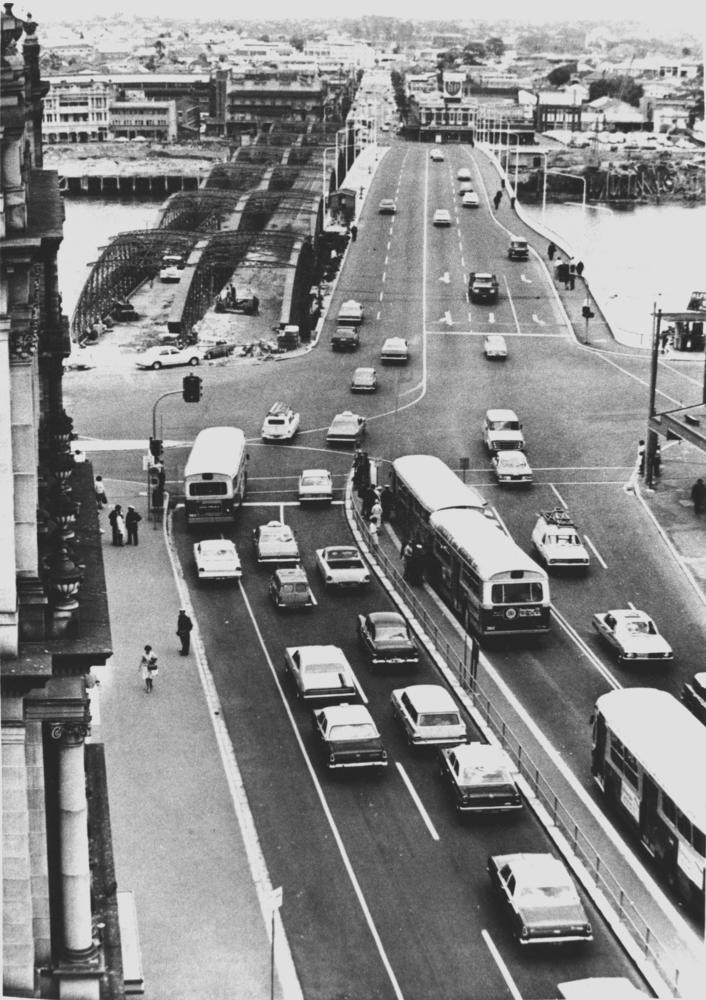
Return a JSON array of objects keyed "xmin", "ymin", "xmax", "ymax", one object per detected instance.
[{"xmin": 547, "ymin": 169, "xmax": 587, "ymax": 211}]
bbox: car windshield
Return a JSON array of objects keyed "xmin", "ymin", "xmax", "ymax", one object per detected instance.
[
  {"xmin": 263, "ymin": 529, "xmax": 293, "ymax": 542},
  {"xmin": 418, "ymin": 712, "xmax": 460, "ymax": 727},
  {"xmin": 491, "ymin": 420, "xmax": 520, "ymax": 430},
  {"xmin": 553, "ymin": 532, "xmax": 579, "ymax": 545},
  {"xmin": 502, "ymin": 454, "xmax": 526, "ymax": 467},
  {"xmin": 375, "ymin": 625, "xmax": 409, "ymax": 641},
  {"xmin": 329, "ymin": 723, "xmax": 377, "ymax": 740},
  {"xmin": 460, "ymin": 765, "xmax": 510, "ymax": 785},
  {"xmin": 301, "ymin": 476, "xmax": 326, "ymax": 486},
  {"xmin": 623, "ymin": 620, "xmax": 655, "ymax": 635}
]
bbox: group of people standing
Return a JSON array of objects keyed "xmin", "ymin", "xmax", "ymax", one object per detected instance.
[
  {"xmin": 547, "ymin": 243, "xmax": 584, "ymax": 290},
  {"xmin": 95, "ymin": 475, "xmax": 142, "ymax": 545}
]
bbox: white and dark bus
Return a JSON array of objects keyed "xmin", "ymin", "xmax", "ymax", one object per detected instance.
[
  {"xmin": 428, "ymin": 507, "xmax": 551, "ymax": 637},
  {"xmin": 592, "ymin": 688, "xmax": 705, "ymax": 911},
  {"xmin": 391, "ymin": 454, "xmax": 490, "ymax": 546},
  {"xmin": 183, "ymin": 427, "xmax": 248, "ymax": 526}
]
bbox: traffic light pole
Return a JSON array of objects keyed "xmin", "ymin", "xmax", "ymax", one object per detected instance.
[{"xmin": 152, "ymin": 389, "xmax": 183, "ymax": 440}]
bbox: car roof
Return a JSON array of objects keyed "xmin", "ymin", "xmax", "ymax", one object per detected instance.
[
  {"xmin": 319, "ymin": 703, "xmax": 373, "ymax": 725},
  {"xmin": 260, "ymin": 520, "xmax": 293, "ymax": 534},
  {"xmin": 607, "ymin": 609, "xmax": 651, "ymax": 623},
  {"xmin": 322, "ymin": 545, "xmax": 359, "ymax": 557},
  {"xmin": 448, "ymin": 742, "xmax": 512, "ymax": 771},
  {"xmin": 486, "ymin": 408, "xmax": 518, "ymax": 420},
  {"xmin": 266, "ymin": 401, "xmax": 293, "ymax": 415},
  {"xmin": 382, "ymin": 336, "xmax": 407, "ymax": 347},
  {"xmin": 492, "ymin": 852, "xmax": 568, "ymax": 883},
  {"xmin": 353, "ymin": 366, "xmax": 376, "ymax": 375},
  {"xmin": 288, "ymin": 644, "xmax": 345, "ymax": 663},
  {"xmin": 484, "ymin": 334, "xmax": 506, "ymax": 343},
  {"xmin": 197, "ymin": 539, "xmax": 235, "ymax": 551},
  {"xmin": 301, "ymin": 468, "xmax": 330, "ymax": 477},
  {"xmin": 396, "ymin": 684, "xmax": 457, "ymax": 710},
  {"xmin": 274, "ymin": 566, "xmax": 307, "ymax": 582}
]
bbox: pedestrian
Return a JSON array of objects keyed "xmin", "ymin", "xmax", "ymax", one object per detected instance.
[
  {"xmin": 95, "ymin": 475, "xmax": 108, "ymax": 509},
  {"xmin": 108, "ymin": 504, "xmax": 123, "ymax": 546},
  {"xmin": 125, "ymin": 505, "xmax": 142, "ymax": 545},
  {"xmin": 139, "ymin": 645, "xmax": 158, "ymax": 693},
  {"xmin": 547, "ymin": 241, "xmax": 556, "ymax": 261},
  {"xmin": 362, "ymin": 484, "xmax": 377, "ymax": 520},
  {"xmin": 350, "ymin": 223, "xmax": 358, "ymax": 242},
  {"xmin": 408, "ymin": 543, "xmax": 425, "ymax": 585},
  {"xmin": 637, "ymin": 440, "xmax": 646, "ymax": 477},
  {"xmin": 576, "ymin": 260, "xmax": 585, "ymax": 278},
  {"xmin": 558, "ymin": 260, "xmax": 570, "ymax": 288},
  {"xmin": 653, "ymin": 443, "xmax": 662, "ymax": 478},
  {"xmin": 401, "ymin": 539, "xmax": 414, "ymax": 580},
  {"xmin": 659, "ymin": 329, "xmax": 670, "ymax": 354},
  {"xmin": 568, "ymin": 258, "xmax": 577, "ymax": 290},
  {"xmin": 553, "ymin": 257, "xmax": 563, "ymax": 281},
  {"xmin": 370, "ymin": 498, "xmax": 383, "ymax": 526},
  {"xmin": 176, "ymin": 609, "xmax": 193, "ymax": 655},
  {"xmin": 368, "ymin": 519, "xmax": 379, "ymax": 548},
  {"xmin": 73, "ymin": 449, "xmax": 86, "ymax": 463},
  {"xmin": 380, "ymin": 485, "xmax": 394, "ymax": 522},
  {"xmin": 493, "ymin": 189, "xmax": 502, "ymax": 210},
  {"xmin": 251, "ymin": 294, "xmax": 259, "ymax": 316},
  {"xmin": 691, "ymin": 478, "xmax": 706, "ymax": 515}
]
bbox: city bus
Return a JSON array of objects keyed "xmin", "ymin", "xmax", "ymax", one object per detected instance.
[
  {"xmin": 183, "ymin": 427, "xmax": 248, "ymax": 526},
  {"xmin": 428, "ymin": 507, "xmax": 551, "ymax": 637},
  {"xmin": 391, "ymin": 454, "xmax": 490, "ymax": 545},
  {"xmin": 592, "ymin": 688, "xmax": 705, "ymax": 911}
]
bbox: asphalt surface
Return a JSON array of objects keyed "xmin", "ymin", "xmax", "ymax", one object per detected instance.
[{"xmin": 73, "ymin": 126, "xmax": 706, "ymax": 997}]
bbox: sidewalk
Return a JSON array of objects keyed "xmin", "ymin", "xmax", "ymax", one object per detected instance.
[{"xmin": 91, "ymin": 483, "xmax": 291, "ymax": 1000}]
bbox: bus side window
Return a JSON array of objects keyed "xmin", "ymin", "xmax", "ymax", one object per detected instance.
[{"xmin": 662, "ymin": 793, "xmax": 676, "ymax": 824}]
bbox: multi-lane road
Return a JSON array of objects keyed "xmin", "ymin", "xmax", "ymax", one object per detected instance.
[{"xmin": 69, "ymin": 135, "xmax": 706, "ymax": 998}]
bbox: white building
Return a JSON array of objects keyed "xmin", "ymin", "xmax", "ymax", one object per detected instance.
[{"xmin": 44, "ymin": 76, "xmax": 111, "ymax": 143}]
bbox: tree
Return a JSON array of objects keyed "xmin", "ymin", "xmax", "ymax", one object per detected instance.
[
  {"xmin": 290, "ymin": 35, "xmax": 305, "ymax": 52},
  {"xmin": 589, "ymin": 75, "xmax": 644, "ymax": 108},
  {"xmin": 547, "ymin": 65, "xmax": 573, "ymax": 88},
  {"xmin": 485, "ymin": 36, "xmax": 505, "ymax": 59}
]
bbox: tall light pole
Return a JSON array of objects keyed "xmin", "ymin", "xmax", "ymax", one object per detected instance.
[
  {"xmin": 548, "ymin": 169, "xmax": 587, "ymax": 211},
  {"xmin": 322, "ymin": 145, "xmax": 339, "ymax": 218}
]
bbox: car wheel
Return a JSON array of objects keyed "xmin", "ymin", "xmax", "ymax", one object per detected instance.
[
  {"xmin": 188, "ymin": 356, "xmax": 200, "ymax": 366},
  {"xmin": 151, "ymin": 361, "xmax": 162, "ymax": 370}
]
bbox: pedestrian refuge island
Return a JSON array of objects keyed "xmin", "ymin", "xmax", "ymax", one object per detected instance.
[{"xmin": 117, "ymin": 889, "xmax": 145, "ymax": 995}]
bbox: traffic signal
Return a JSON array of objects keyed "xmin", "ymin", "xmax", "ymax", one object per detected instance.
[
  {"xmin": 183, "ymin": 374, "xmax": 202, "ymax": 402},
  {"xmin": 149, "ymin": 436, "xmax": 163, "ymax": 461},
  {"xmin": 581, "ymin": 305, "xmax": 595, "ymax": 320},
  {"xmin": 149, "ymin": 465, "xmax": 165, "ymax": 489}
]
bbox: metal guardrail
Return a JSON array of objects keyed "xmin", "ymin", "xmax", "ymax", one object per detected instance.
[{"xmin": 350, "ymin": 500, "xmax": 693, "ymax": 997}]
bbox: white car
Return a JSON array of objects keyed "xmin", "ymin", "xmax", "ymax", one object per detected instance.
[
  {"xmin": 351, "ymin": 366, "xmax": 377, "ymax": 392},
  {"xmin": 438, "ymin": 743, "xmax": 523, "ymax": 814},
  {"xmin": 261, "ymin": 402, "xmax": 300, "ymax": 441},
  {"xmin": 558, "ymin": 979, "xmax": 649, "ymax": 1000},
  {"xmin": 433, "ymin": 209, "xmax": 452, "ymax": 226},
  {"xmin": 378, "ymin": 198, "xmax": 397, "ymax": 214},
  {"xmin": 284, "ymin": 644, "xmax": 359, "ymax": 702},
  {"xmin": 135, "ymin": 345, "xmax": 201, "ymax": 370},
  {"xmin": 461, "ymin": 191, "xmax": 480, "ymax": 207},
  {"xmin": 298, "ymin": 468, "xmax": 333, "ymax": 504},
  {"xmin": 337, "ymin": 299, "xmax": 364, "ymax": 325},
  {"xmin": 430, "ymin": 149, "xmax": 444, "ymax": 162},
  {"xmin": 492, "ymin": 450, "xmax": 533, "ymax": 485},
  {"xmin": 483, "ymin": 334, "xmax": 507, "ymax": 359},
  {"xmin": 457, "ymin": 167, "xmax": 472, "ymax": 181},
  {"xmin": 252, "ymin": 521, "xmax": 300, "ymax": 564},
  {"xmin": 159, "ymin": 254, "xmax": 184, "ymax": 282},
  {"xmin": 193, "ymin": 539, "xmax": 242, "ymax": 580},
  {"xmin": 380, "ymin": 337, "xmax": 408, "ymax": 364},
  {"xmin": 326, "ymin": 410, "xmax": 366, "ymax": 446},
  {"xmin": 390, "ymin": 684, "xmax": 466, "ymax": 746},
  {"xmin": 592, "ymin": 609, "xmax": 673, "ymax": 665},
  {"xmin": 531, "ymin": 509, "xmax": 590, "ymax": 569},
  {"xmin": 483, "ymin": 408, "xmax": 525, "ymax": 452},
  {"xmin": 316, "ymin": 545, "xmax": 370, "ymax": 588}
]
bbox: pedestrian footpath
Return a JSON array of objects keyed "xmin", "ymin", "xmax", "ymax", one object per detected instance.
[{"xmin": 91, "ymin": 480, "xmax": 289, "ymax": 1000}]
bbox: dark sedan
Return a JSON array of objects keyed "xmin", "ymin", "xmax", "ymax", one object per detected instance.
[
  {"xmin": 313, "ymin": 704, "xmax": 388, "ymax": 770},
  {"xmin": 357, "ymin": 611, "xmax": 420, "ymax": 667}
]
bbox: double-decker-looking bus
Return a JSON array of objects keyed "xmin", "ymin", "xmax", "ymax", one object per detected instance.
[
  {"xmin": 592, "ymin": 688, "xmax": 705, "ymax": 911},
  {"xmin": 184, "ymin": 427, "xmax": 248, "ymax": 525},
  {"xmin": 429, "ymin": 508, "xmax": 551, "ymax": 636},
  {"xmin": 391, "ymin": 454, "xmax": 490, "ymax": 546}
]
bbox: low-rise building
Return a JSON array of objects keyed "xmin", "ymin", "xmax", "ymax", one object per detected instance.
[
  {"xmin": 109, "ymin": 99, "xmax": 178, "ymax": 141},
  {"xmin": 44, "ymin": 75, "xmax": 111, "ymax": 142}
]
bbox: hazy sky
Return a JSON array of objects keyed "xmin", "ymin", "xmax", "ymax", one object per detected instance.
[{"xmin": 28, "ymin": 0, "xmax": 705, "ymax": 32}]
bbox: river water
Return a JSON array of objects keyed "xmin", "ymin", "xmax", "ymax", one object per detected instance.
[{"xmin": 58, "ymin": 196, "xmax": 705, "ymax": 344}]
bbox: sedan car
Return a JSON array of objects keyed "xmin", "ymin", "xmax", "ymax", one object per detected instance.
[
  {"xmin": 681, "ymin": 671, "xmax": 706, "ymax": 724},
  {"xmin": 316, "ymin": 545, "xmax": 371, "ymax": 588},
  {"xmin": 357, "ymin": 611, "xmax": 420, "ymax": 667},
  {"xmin": 261, "ymin": 402, "xmax": 300, "ymax": 441},
  {"xmin": 326, "ymin": 410, "xmax": 366, "ymax": 446},
  {"xmin": 491, "ymin": 450, "xmax": 533, "ymax": 485},
  {"xmin": 483, "ymin": 334, "xmax": 507, "ymax": 359},
  {"xmin": 378, "ymin": 198, "xmax": 397, "ymax": 214},
  {"xmin": 487, "ymin": 853, "xmax": 593, "ymax": 945},
  {"xmin": 558, "ymin": 979, "xmax": 648, "ymax": 999},
  {"xmin": 337, "ymin": 299, "xmax": 364, "ymax": 326},
  {"xmin": 135, "ymin": 345, "xmax": 201, "ymax": 370},
  {"xmin": 284, "ymin": 644, "xmax": 359, "ymax": 702},
  {"xmin": 298, "ymin": 468, "xmax": 333, "ymax": 504},
  {"xmin": 391, "ymin": 684, "xmax": 466, "ymax": 746},
  {"xmin": 433, "ymin": 209, "xmax": 452, "ymax": 226},
  {"xmin": 351, "ymin": 366, "xmax": 377, "ymax": 392},
  {"xmin": 193, "ymin": 539, "xmax": 242, "ymax": 581},
  {"xmin": 462, "ymin": 191, "xmax": 480, "ymax": 207},
  {"xmin": 531, "ymin": 509, "xmax": 590, "ymax": 569},
  {"xmin": 438, "ymin": 743, "xmax": 522, "ymax": 814},
  {"xmin": 252, "ymin": 520, "xmax": 300, "ymax": 564},
  {"xmin": 592, "ymin": 609, "xmax": 673, "ymax": 665},
  {"xmin": 269, "ymin": 566, "xmax": 315, "ymax": 611},
  {"xmin": 313, "ymin": 704, "xmax": 387, "ymax": 770},
  {"xmin": 380, "ymin": 337, "xmax": 408, "ymax": 364},
  {"xmin": 457, "ymin": 167, "xmax": 472, "ymax": 181},
  {"xmin": 430, "ymin": 149, "xmax": 444, "ymax": 162}
]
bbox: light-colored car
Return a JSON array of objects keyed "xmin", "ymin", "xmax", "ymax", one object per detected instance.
[
  {"xmin": 312, "ymin": 704, "xmax": 387, "ymax": 770},
  {"xmin": 531, "ymin": 508, "xmax": 590, "ymax": 569},
  {"xmin": 483, "ymin": 409, "xmax": 525, "ymax": 452},
  {"xmin": 135, "ymin": 345, "xmax": 201, "ymax": 370},
  {"xmin": 558, "ymin": 978, "xmax": 648, "ymax": 999},
  {"xmin": 433, "ymin": 209, "xmax": 452, "ymax": 226},
  {"xmin": 461, "ymin": 191, "xmax": 480, "ymax": 207},
  {"xmin": 261, "ymin": 401, "xmax": 300, "ymax": 441},
  {"xmin": 337, "ymin": 299, "xmax": 364, "ymax": 326},
  {"xmin": 483, "ymin": 334, "xmax": 507, "ymax": 359},
  {"xmin": 458, "ymin": 181, "xmax": 474, "ymax": 194},
  {"xmin": 268, "ymin": 566, "xmax": 316, "ymax": 610},
  {"xmin": 351, "ymin": 366, "xmax": 377, "ymax": 392},
  {"xmin": 430, "ymin": 149, "xmax": 444, "ymax": 162},
  {"xmin": 316, "ymin": 545, "xmax": 370, "ymax": 588},
  {"xmin": 438, "ymin": 742, "xmax": 523, "ymax": 814},
  {"xmin": 380, "ymin": 337, "xmax": 408, "ymax": 364},
  {"xmin": 159, "ymin": 254, "xmax": 184, "ymax": 282},
  {"xmin": 193, "ymin": 539, "xmax": 242, "ymax": 580},
  {"xmin": 487, "ymin": 853, "xmax": 593, "ymax": 945},
  {"xmin": 492, "ymin": 450, "xmax": 533, "ymax": 485},
  {"xmin": 284, "ymin": 644, "xmax": 359, "ymax": 702},
  {"xmin": 252, "ymin": 520, "xmax": 300, "ymax": 564},
  {"xmin": 298, "ymin": 468, "xmax": 333, "ymax": 504},
  {"xmin": 357, "ymin": 611, "xmax": 420, "ymax": 667},
  {"xmin": 326, "ymin": 410, "xmax": 366, "ymax": 446},
  {"xmin": 457, "ymin": 167, "xmax": 472, "ymax": 181},
  {"xmin": 592, "ymin": 609, "xmax": 673, "ymax": 665},
  {"xmin": 390, "ymin": 684, "xmax": 466, "ymax": 746},
  {"xmin": 378, "ymin": 198, "xmax": 397, "ymax": 214}
]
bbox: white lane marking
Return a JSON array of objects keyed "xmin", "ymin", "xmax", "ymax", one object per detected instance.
[
  {"xmin": 426, "ymin": 330, "xmax": 563, "ymax": 338},
  {"xmin": 551, "ymin": 604, "xmax": 622, "ymax": 690},
  {"xmin": 627, "ymin": 600, "xmax": 637, "ymax": 611},
  {"xmin": 481, "ymin": 930, "xmax": 523, "ymax": 1000},
  {"xmin": 382, "ymin": 271, "xmax": 386, "ymax": 282},
  {"xmin": 595, "ymin": 351, "xmax": 682, "ymax": 406},
  {"xmin": 237, "ymin": 581, "xmax": 405, "ymax": 999},
  {"xmin": 549, "ymin": 483, "xmax": 567, "ymax": 507},
  {"xmin": 396, "ymin": 763, "xmax": 439, "ymax": 841},
  {"xmin": 379, "ymin": 290, "xmax": 384, "ymax": 301},
  {"xmin": 387, "ymin": 240, "xmax": 391, "ymax": 252},
  {"xmin": 385, "ymin": 255, "xmax": 389, "ymax": 266},
  {"xmin": 376, "ymin": 310, "xmax": 381, "ymax": 321},
  {"xmin": 532, "ymin": 314, "xmax": 546, "ymax": 326},
  {"xmin": 584, "ymin": 533, "xmax": 607, "ymax": 569},
  {"xmin": 488, "ymin": 312, "xmax": 495, "ymax": 324},
  {"xmin": 440, "ymin": 271, "xmax": 451, "ymax": 283},
  {"xmin": 502, "ymin": 274, "xmax": 521, "ymax": 334},
  {"xmin": 520, "ymin": 273, "xmax": 532, "ymax": 284},
  {"xmin": 279, "ymin": 501, "xmax": 285, "ymax": 521},
  {"xmin": 460, "ymin": 256, "xmax": 466, "ymax": 269}
]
